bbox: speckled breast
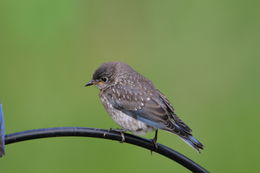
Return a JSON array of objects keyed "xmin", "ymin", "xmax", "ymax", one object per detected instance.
[{"xmin": 99, "ymin": 93, "xmax": 154, "ymax": 135}]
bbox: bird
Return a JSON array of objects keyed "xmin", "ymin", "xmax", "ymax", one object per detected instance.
[{"xmin": 85, "ymin": 62, "xmax": 204, "ymax": 151}]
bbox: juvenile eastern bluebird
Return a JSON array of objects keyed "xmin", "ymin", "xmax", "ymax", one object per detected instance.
[{"xmin": 85, "ymin": 62, "xmax": 204, "ymax": 151}]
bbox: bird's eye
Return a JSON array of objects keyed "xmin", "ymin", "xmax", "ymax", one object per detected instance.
[{"xmin": 101, "ymin": 77, "xmax": 108, "ymax": 82}]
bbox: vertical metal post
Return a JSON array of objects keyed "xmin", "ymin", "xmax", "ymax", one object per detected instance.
[{"xmin": 0, "ymin": 104, "xmax": 5, "ymax": 157}]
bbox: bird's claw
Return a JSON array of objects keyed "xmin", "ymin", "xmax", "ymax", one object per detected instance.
[
  {"xmin": 109, "ymin": 128, "xmax": 127, "ymax": 143},
  {"xmin": 150, "ymin": 138, "xmax": 159, "ymax": 155},
  {"xmin": 150, "ymin": 129, "xmax": 158, "ymax": 154},
  {"xmin": 120, "ymin": 132, "xmax": 125, "ymax": 143},
  {"xmin": 151, "ymin": 138, "xmax": 158, "ymax": 149}
]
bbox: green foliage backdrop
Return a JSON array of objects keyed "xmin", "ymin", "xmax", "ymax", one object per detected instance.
[{"xmin": 1, "ymin": 0, "xmax": 259, "ymax": 172}]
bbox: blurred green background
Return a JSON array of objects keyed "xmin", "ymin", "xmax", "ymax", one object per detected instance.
[{"xmin": 1, "ymin": 0, "xmax": 259, "ymax": 172}]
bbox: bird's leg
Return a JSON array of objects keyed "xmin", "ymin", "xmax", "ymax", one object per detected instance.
[
  {"xmin": 151, "ymin": 129, "xmax": 158, "ymax": 150},
  {"xmin": 109, "ymin": 128, "xmax": 127, "ymax": 143}
]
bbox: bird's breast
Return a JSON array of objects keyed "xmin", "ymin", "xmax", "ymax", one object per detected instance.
[{"xmin": 99, "ymin": 94, "xmax": 154, "ymax": 135}]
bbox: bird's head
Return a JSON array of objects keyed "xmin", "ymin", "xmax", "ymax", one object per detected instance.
[{"xmin": 85, "ymin": 62, "xmax": 132, "ymax": 90}]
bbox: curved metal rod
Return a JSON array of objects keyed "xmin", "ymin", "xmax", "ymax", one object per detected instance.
[{"xmin": 5, "ymin": 127, "xmax": 208, "ymax": 173}]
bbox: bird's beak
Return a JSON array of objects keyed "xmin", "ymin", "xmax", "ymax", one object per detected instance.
[{"xmin": 85, "ymin": 80, "xmax": 94, "ymax": 87}]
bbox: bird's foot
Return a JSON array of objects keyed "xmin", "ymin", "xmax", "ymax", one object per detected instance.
[
  {"xmin": 150, "ymin": 129, "xmax": 158, "ymax": 154},
  {"xmin": 150, "ymin": 138, "xmax": 159, "ymax": 155},
  {"xmin": 151, "ymin": 138, "xmax": 158, "ymax": 150},
  {"xmin": 109, "ymin": 128, "xmax": 127, "ymax": 143}
]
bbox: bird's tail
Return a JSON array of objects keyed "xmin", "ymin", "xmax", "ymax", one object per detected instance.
[{"xmin": 181, "ymin": 134, "xmax": 204, "ymax": 152}]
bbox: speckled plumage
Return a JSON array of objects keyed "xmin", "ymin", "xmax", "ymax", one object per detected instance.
[
  {"xmin": 86, "ymin": 62, "xmax": 204, "ymax": 151},
  {"xmin": 100, "ymin": 95, "xmax": 154, "ymax": 135}
]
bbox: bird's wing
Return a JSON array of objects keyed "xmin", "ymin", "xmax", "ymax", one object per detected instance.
[
  {"xmin": 105, "ymin": 84, "xmax": 191, "ymax": 133},
  {"xmin": 157, "ymin": 90, "xmax": 192, "ymax": 133}
]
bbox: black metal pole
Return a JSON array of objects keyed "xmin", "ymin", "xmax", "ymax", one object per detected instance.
[
  {"xmin": 0, "ymin": 104, "xmax": 5, "ymax": 157},
  {"xmin": 5, "ymin": 127, "xmax": 208, "ymax": 173}
]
